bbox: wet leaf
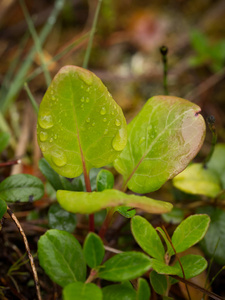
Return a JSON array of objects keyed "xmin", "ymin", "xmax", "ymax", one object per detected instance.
[
  {"xmin": 37, "ymin": 66, "xmax": 127, "ymax": 178},
  {"xmin": 63, "ymin": 282, "xmax": 102, "ymax": 300},
  {"xmin": 98, "ymin": 252, "xmax": 152, "ymax": 281},
  {"xmin": 0, "ymin": 174, "xmax": 44, "ymax": 203},
  {"xmin": 38, "ymin": 229, "xmax": 86, "ymax": 287},
  {"xmin": 48, "ymin": 203, "xmax": 77, "ymax": 233},
  {"xmin": 57, "ymin": 189, "xmax": 172, "ymax": 214},
  {"xmin": 114, "ymin": 96, "xmax": 205, "ymax": 193},
  {"xmin": 131, "ymin": 216, "xmax": 165, "ymax": 261},
  {"xmin": 173, "ymin": 163, "xmax": 221, "ymax": 197},
  {"xmin": 83, "ymin": 233, "xmax": 105, "ymax": 268},
  {"xmin": 171, "ymin": 214, "xmax": 210, "ymax": 254}
]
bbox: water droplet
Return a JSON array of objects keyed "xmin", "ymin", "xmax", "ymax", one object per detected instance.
[
  {"xmin": 112, "ymin": 111, "xmax": 115, "ymax": 115},
  {"xmin": 115, "ymin": 119, "xmax": 121, "ymax": 127},
  {"xmin": 86, "ymin": 117, "xmax": 90, "ymax": 123},
  {"xmin": 112, "ymin": 128, "xmax": 127, "ymax": 151},
  {"xmin": 81, "ymin": 97, "xmax": 85, "ymax": 102},
  {"xmin": 87, "ymin": 87, "xmax": 90, "ymax": 92},
  {"xmin": 81, "ymin": 104, "xmax": 84, "ymax": 108},
  {"xmin": 54, "ymin": 134, "xmax": 58, "ymax": 139},
  {"xmin": 86, "ymin": 97, "xmax": 90, "ymax": 103},
  {"xmin": 50, "ymin": 137, "xmax": 53, "ymax": 143},
  {"xmin": 148, "ymin": 124, "xmax": 153, "ymax": 130},
  {"xmin": 52, "ymin": 96, "xmax": 56, "ymax": 101},
  {"xmin": 100, "ymin": 107, "xmax": 106, "ymax": 115},
  {"xmin": 113, "ymin": 105, "xmax": 116, "ymax": 109},
  {"xmin": 78, "ymin": 71, "xmax": 93, "ymax": 86},
  {"xmin": 103, "ymin": 118, "xmax": 107, "ymax": 122},
  {"xmin": 50, "ymin": 90, "xmax": 54, "ymax": 95},
  {"xmin": 39, "ymin": 131, "xmax": 48, "ymax": 142},
  {"xmin": 38, "ymin": 113, "xmax": 53, "ymax": 129},
  {"xmin": 51, "ymin": 150, "xmax": 67, "ymax": 167},
  {"xmin": 81, "ymin": 85, "xmax": 84, "ymax": 89},
  {"xmin": 139, "ymin": 137, "xmax": 146, "ymax": 145},
  {"xmin": 40, "ymin": 144, "xmax": 46, "ymax": 152},
  {"xmin": 104, "ymin": 129, "xmax": 108, "ymax": 135},
  {"xmin": 92, "ymin": 122, "xmax": 95, "ymax": 127}
]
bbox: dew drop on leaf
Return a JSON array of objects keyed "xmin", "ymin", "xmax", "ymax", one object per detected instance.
[
  {"xmin": 38, "ymin": 113, "xmax": 54, "ymax": 129},
  {"xmin": 100, "ymin": 107, "xmax": 106, "ymax": 115},
  {"xmin": 50, "ymin": 137, "xmax": 53, "ymax": 143},
  {"xmin": 86, "ymin": 97, "xmax": 90, "ymax": 103},
  {"xmin": 103, "ymin": 118, "xmax": 107, "ymax": 122},
  {"xmin": 112, "ymin": 128, "xmax": 127, "ymax": 151},
  {"xmin": 81, "ymin": 97, "xmax": 85, "ymax": 102},
  {"xmin": 51, "ymin": 150, "xmax": 67, "ymax": 167},
  {"xmin": 86, "ymin": 117, "xmax": 91, "ymax": 123},
  {"xmin": 92, "ymin": 122, "xmax": 95, "ymax": 127},
  {"xmin": 40, "ymin": 144, "xmax": 46, "ymax": 152},
  {"xmin": 39, "ymin": 131, "xmax": 48, "ymax": 142},
  {"xmin": 54, "ymin": 134, "xmax": 58, "ymax": 140},
  {"xmin": 115, "ymin": 119, "xmax": 121, "ymax": 127},
  {"xmin": 139, "ymin": 137, "xmax": 146, "ymax": 145},
  {"xmin": 104, "ymin": 129, "xmax": 108, "ymax": 135}
]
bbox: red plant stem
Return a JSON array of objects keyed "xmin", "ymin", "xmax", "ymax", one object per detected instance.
[
  {"xmin": 98, "ymin": 208, "xmax": 115, "ymax": 239},
  {"xmin": 0, "ymin": 159, "xmax": 21, "ymax": 168},
  {"xmin": 82, "ymin": 167, "xmax": 94, "ymax": 232}
]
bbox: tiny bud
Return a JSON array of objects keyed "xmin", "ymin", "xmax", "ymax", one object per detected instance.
[
  {"xmin": 206, "ymin": 115, "xmax": 215, "ymax": 125},
  {"xmin": 160, "ymin": 45, "xmax": 168, "ymax": 56}
]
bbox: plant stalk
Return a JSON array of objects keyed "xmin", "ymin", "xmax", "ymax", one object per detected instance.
[
  {"xmin": 83, "ymin": 0, "xmax": 103, "ymax": 69},
  {"xmin": 7, "ymin": 206, "xmax": 42, "ymax": 300},
  {"xmin": 98, "ymin": 207, "xmax": 115, "ymax": 239},
  {"xmin": 160, "ymin": 46, "xmax": 169, "ymax": 95}
]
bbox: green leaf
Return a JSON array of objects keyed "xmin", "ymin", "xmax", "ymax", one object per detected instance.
[
  {"xmin": 162, "ymin": 207, "xmax": 184, "ymax": 224},
  {"xmin": 150, "ymin": 270, "xmax": 167, "ymax": 295},
  {"xmin": 48, "ymin": 203, "xmax": 77, "ymax": 233},
  {"xmin": 136, "ymin": 278, "xmax": 151, "ymax": 300},
  {"xmin": 37, "ymin": 66, "xmax": 127, "ymax": 178},
  {"xmin": 173, "ymin": 254, "xmax": 207, "ymax": 279},
  {"xmin": 96, "ymin": 169, "xmax": 114, "ymax": 191},
  {"xmin": 156, "ymin": 227, "xmax": 173, "ymax": 256},
  {"xmin": 190, "ymin": 30, "xmax": 209, "ymax": 55},
  {"xmin": 172, "ymin": 214, "xmax": 210, "ymax": 254},
  {"xmin": 151, "ymin": 259, "xmax": 179, "ymax": 275},
  {"xmin": 207, "ymin": 143, "xmax": 225, "ymax": 188},
  {"xmin": 0, "ymin": 174, "xmax": 44, "ymax": 203},
  {"xmin": 38, "ymin": 229, "xmax": 86, "ymax": 287},
  {"xmin": 83, "ymin": 232, "xmax": 105, "ymax": 268},
  {"xmin": 0, "ymin": 132, "xmax": 10, "ymax": 153},
  {"xmin": 102, "ymin": 284, "xmax": 136, "ymax": 300},
  {"xmin": 198, "ymin": 206, "xmax": 225, "ymax": 265},
  {"xmin": 173, "ymin": 163, "xmax": 221, "ymax": 197},
  {"xmin": 116, "ymin": 206, "xmax": 136, "ymax": 218},
  {"xmin": 131, "ymin": 216, "xmax": 165, "ymax": 261},
  {"xmin": 114, "ymin": 96, "xmax": 205, "ymax": 193},
  {"xmin": 0, "ymin": 198, "xmax": 7, "ymax": 219},
  {"xmin": 57, "ymin": 189, "xmax": 173, "ymax": 214},
  {"xmin": 98, "ymin": 252, "xmax": 152, "ymax": 281},
  {"xmin": 63, "ymin": 282, "xmax": 102, "ymax": 300}
]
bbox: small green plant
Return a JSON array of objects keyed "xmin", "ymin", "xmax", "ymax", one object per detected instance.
[{"xmin": 31, "ymin": 65, "xmax": 211, "ymax": 299}]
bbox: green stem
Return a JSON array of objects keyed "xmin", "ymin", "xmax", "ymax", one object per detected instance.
[
  {"xmin": 24, "ymin": 83, "xmax": 39, "ymax": 115},
  {"xmin": 83, "ymin": 0, "xmax": 103, "ymax": 69},
  {"xmin": 98, "ymin": 208, "xmax": 115, "ymax": 239},
  {"xmin": 160, "ymin": 46, "xmax": 169, "ymax": 95},
  {"xmin": 19, "ymin": 0, "xmax": 51, "ymax": 86}
]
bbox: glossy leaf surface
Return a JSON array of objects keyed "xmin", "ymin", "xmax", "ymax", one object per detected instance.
[
  {"xmin": 48, "ymin": 203, "xmax": 77, "ymax": 233},
  {"xmin": 207, "ymin": 143, "xmax": 225, "ymax": 188},
  {"xmin": 131, "ymin": 216, "xmax": 165, "ymax": 261},
  {"xmin": 136, "ymin": 278, "xmax": 151, "ymax": 300},
  {"xmin": 150, "ymin": 271, "xmax": 167, "ymax": 295},
  {"xmin": 98, "ymin": 252, "xmax": 152, "ymax": 281},
  {"xmin": 198, "ymin": 206, "xmax": 225, "ymax": 265},
  {"xmin": 0, "ymin": 198, "xmax": 7, "ymax": 219},
  {"xmin": 83, "ymin": 233, "xmax": 105, "ymax": 268},
  {"xmin": 38, "ymin": 229, "xmax": 86, "ymax": 287},
  {"xmin": 102, "ymin": 284, "xmax": 136, "ymax": 300},
  {"xmin": 96, "ymin": 169, "xmax": 114, "ymax": 191},
  {"xmin": 0, "ymin": 174, "xmax": 44, "ymax": 203},
  {"xmin": 114, "ymin": 96, "xmax": 205, "ymax": 193},
  {"xmin": 63, "ymin": 282, "xmax": 102, "ymax": 300},
  {"xmin": 172, "ymin": 214, "xmax": 210, "ymax": 254},
  {"xmin": 173, "ymin": 163, "xmax": 221, "ymax": 197},
  {"xmin": 0, "ymin": 132, "xmax": 10, "ymax": 153},
  {"xmin": 57, "ymin": 189, "xmax": 172, "ymax": 214},
  {"xmin": 37, "ymin": 66, "xmax": 127, "ymax": 178},
  {"xmin": 116, "ymin": 206, "xmax": 136, "ymax": 218}
]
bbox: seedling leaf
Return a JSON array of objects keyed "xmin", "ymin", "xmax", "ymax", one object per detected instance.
[
  {"xmin": 150, "ymin": 271, "xmax": 167, "ymax": 295},
  {"xmin": 57, "ymin": 189, "xmax": 173, "ymax": 214},
  {"xmin": 37, "ymin": 66, "xmax": 127, "ymax": 178},
  {"xmin": 63, "ymin": 282, "xmax": 102, "ymax": 300},
  {"xmin": 83, "ymin": 232, "xmax": 105, "ymax": 268},
  {"xmin": 131, "ymin": 216, "xmax": 165, "ymax": 261},
  {"xmin": 102, "ymin": 284, "xmax": 136, "ymax": 300},
  {"xmin": 38, "ymin": 229, "xmax": 86, "ymax": 287},
  {"xmin": 98, "ymin": 252, "xmax": 152, "ymax": 281},
  {"xmin": 96, "ymin": 169, "xmax": 114, "ymax": 191},
  {"xmin": 136, "ymin": 278, "xmax": 151, "ymax": 300}
]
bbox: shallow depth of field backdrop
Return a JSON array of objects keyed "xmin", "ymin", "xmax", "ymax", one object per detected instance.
[{"xmin": 0, "ymin": 0, "xmax": 225, "ymax": 299}]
